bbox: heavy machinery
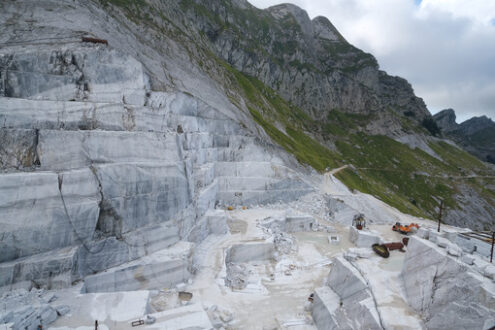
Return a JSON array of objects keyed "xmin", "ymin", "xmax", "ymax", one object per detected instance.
[
  {"xmin": 352, "ymin": 213, "xmax": 366, "ymax": 230},
  {"xmin": 372, "ymin": 244, "xmax": 390, "ymax": 258},
  {"xmin": 392, "ymin": 222, "xmax": 419, "ymax": 235}
]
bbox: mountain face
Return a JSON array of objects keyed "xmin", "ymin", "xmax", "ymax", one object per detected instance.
[
  {"xmin": 433, "ymin": 109, "xmax": 458, "ymax": 132},
  {"xmin": 0, "ymin": 0, "xmax": 494, "ymax": 297},
  {"xmin": 434, "ymin": 109, "xmax": 495, "ymax": 164},
  {"xmin": 180, "ymin": 0, "xmax": 431, "ymax": 131}
]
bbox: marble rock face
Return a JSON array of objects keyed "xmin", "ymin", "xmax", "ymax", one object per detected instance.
[
  {"xmin": 0, "ymin": 39, "xmax": 313, "ymax": 290},
  {"xmin": 312, "ymin": 256, "xmax": 382, "ymax": 330},
  {"xmin": 83, "ymin": 242, "xmax": 193, "ymax": 293},
  {"xmin": 0, "ymin": 169, "xmax": 100, "ymax": 263},
  {"xmin": 0, "ymin": 46, "xmax": 149, "ymax": 105},
  {"xmin": 401, "ymin": 236, "xmax": 495, "ymax": 330}
]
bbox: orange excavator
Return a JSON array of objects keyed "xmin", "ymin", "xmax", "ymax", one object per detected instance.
[{"xmin": 392, "ymin": 222, "xmax": 419, "ymax": 235}]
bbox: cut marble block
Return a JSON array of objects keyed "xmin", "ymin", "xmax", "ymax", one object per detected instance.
[
  {"xmin": 348, "ymin": 226, "xmax": 382, "ymax": 248},
  {"xmin": 401, "ymin": 236, "xmax": 495, "ymax": 329},
  {"xmin": 312, "ymin": 256, "xmax": 381, "ymax": 330},
  {"xmin": 83, "ymin": 242, "xmax": 193, "ymax": 293},
  {"xmin": 225, "ymin": 243, "xmax": 275, "ymax": 264}
]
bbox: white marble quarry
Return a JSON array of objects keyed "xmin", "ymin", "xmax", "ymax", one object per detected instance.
[
  {"xmin": 38, "ymin": 130, "xmax": 182, "ymax": 170},
  {"xmin": 187, "ymin": 209, "xmax": 229, "ymax": 243},
  {"xmin": 0, "ymin": 168, "xmax": 100, "ymax": 262},
  {"xmin": 0, "ymin": 246, "xmax": 78, "ymax": 290},
  {"xmin": 225, "ymin": 243, "xmax": 275, "ymax": 264},
  {"xmin": 427, "ymin": 229, "xmax": 442, "ymax": 243},
  {"xmin": 312, "ymin": 256, "xmax": 382, "ymax": 330},
  {"xmin": 0, "ymin": 75, "xmax": 312, "ymax": 288},
  {"xmin": 43, "ymin": 290, "xmax": 151, "ymax": 329},
  {"xmin": 0, "ymin": 128, "xmax": 38, "ymax": 171},
  {"xmin": 206, "ymin": 209, "xmax": 229, "ymax": 235},
  {"xmin": 0, "ymin": 93, "xmax": 241, "ymax": 134},
  {"xmin": 83, "ymin": 242, "xmax": 193, "ymax": 293},
  {"xmin": 144, "ymin": 303, "xmax": 213, "ymax": 329},
  {"xmin": 327, "ymin": 197, "xmax": 360, "ymax": 225},
  {"xmin": 348, "ymin": 226, "xmax": 382, "ymax": 248},
  {"xmin": 401, "ymin": 236, "xmax": 495, "ymax": 329},
  {"xmin": 0, "ymin": 288, "xmax": 66, "ymax": 330},
  {"xmin": 0, "ymin": 46, "xmax": 149, "ymax": 104},
  {"xmin": 285, "ymin": 215, "xmax": 316, "ymax": 232},
  {"xmin": 416, "ymin": 227, "xmax": 430, "ymax": 239},
  {"xmin": 311, "ymin": 286, "xmax": 341, "ymax": 330},
  {"xmin": 0, "ymin": 5, "xmax": 312, "ymax": 297},
  {"xmin": 259, "ymin": 213, "xmax": 316, "ymax": 233},
  {"xmin": 95, "ymin": 162, "xmax": 191, "ymax": 234}
]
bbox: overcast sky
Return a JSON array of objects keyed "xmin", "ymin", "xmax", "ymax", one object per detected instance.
[{"xmin": 249, "ymin": 0, "xmax": 495, "ymax": 123}]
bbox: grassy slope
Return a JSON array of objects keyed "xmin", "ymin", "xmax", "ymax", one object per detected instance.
[{"xmin": 223, "ymin": 61, "xmax": 494, "ymax": 220}]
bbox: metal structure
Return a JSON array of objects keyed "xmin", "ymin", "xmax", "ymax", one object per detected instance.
[
  {"xmin": 352, "ymin": 213, "xmax": 366, "ymax": 230},
  {"xmin": 437, "ymin": 199, "xmax": 444, "ymax": 233}
]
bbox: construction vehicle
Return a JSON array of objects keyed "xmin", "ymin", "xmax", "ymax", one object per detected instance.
[
  {"xmin": 384, "ymin": 242, "xmax": 405, "ymax": 252},
  {"xmin": 392, "ymin": 222, "xmax": 419, "ymax": 235},
  {"xmin": 372, "ymin": 244, "xmax": 390, "ymax": 258},
  {"xmin": 352, "ymin": 213, "xmax": 366, "ymax": 230}
]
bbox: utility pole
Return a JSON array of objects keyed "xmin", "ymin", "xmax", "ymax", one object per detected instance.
[
  {"xmin": 490, "ymin": 231, "xmax": 494, "ymax": 263},
  {"xmin": 437, "ymin": 200, "xmax": 444, "ymax": 233}
]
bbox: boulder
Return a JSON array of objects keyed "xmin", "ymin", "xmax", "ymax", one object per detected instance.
[
  {"xmin": 401, "ymin": 236, "xmax": 495, "ymax": 329},
  {"xmin": 312, "ymin": 257, "xmax": 382, "ymax": 330},
  {"xmin": 349, "ymin": 226, "xmax": 382, "ymax": 248}
]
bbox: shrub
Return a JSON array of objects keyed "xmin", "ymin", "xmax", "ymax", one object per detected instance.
[{"xmin": 422, "ymin": 117, "xmax": 441, "ymax": 136}]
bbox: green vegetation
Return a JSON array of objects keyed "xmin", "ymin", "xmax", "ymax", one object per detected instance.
[
  {"xmin": 249, "ymin": 108, "xmax": 339, "ymax": 171},
  {"xmin": 334, "ymin": 134, "xmax": 457, "ymax": 216},
  {"xmin": 422, "ymin": 117, "xmax": 441, "ymax": 136},
  {"xmin": 288, "ymin": 60, "xmax": 318, "ymax": 72},
  {"xmin": 218, "ymin": 59, "xmax": 340, "ymax": 171},
  {"xmin": 429, "ymin": 140, "xmax": 487, "ymax": 172},
  {"xmin": 333, "ymin": 135, "xmax": 494, "ymax": 217}
]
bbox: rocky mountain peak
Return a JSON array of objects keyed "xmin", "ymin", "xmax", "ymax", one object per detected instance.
[
  {"xmin": 433, "ymin": 109, "xmax": 495, "ymax": 164},
  {"xmin": 433, "ymin": 108, "xmax": 458, "ymax": 132},
  {"xmin": 459, "ymin": 115, "xmax": 495, "ymax": 135},
  {"xmin": 267, "ymin": 3, "xmax": 312, "ymax": 30},
  {"xmin": 312, "ymin": 16, "xmax": 344, "ymax": 42}
]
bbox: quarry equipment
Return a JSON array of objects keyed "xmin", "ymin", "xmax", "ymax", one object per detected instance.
[
  {"xmin": 384, "ymin": 242, "xmax": 405, "ymax": 251},
  {"xmin": 392, "ymin": 222, "xmax": 419, "ymax": 235},
  {"xmin": 82, "ymin": 36, "xmax": 108, "ymax": 45},
  {"xmin": 352, "ymin": 214, "xmax": 366, "ymax": 230},
  {"xmin": 372, "ymin": 244, "xmax": 390, "ymax": 258}
]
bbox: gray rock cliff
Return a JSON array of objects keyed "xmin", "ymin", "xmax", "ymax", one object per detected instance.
[{"xmin": 434, "ymin": 109, "xmax": 495, "ymax": 164}]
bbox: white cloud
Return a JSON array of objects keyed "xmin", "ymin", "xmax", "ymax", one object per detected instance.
[{"xmin": 249, "ymin": 0, "xmax": 495, "ymax": 122}]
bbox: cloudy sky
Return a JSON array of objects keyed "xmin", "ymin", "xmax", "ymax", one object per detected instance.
[{"xmin": 249, "ymin": 0, "xmax": 495, "ymax": 123}]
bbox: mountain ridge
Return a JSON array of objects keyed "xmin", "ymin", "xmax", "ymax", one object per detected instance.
[{"xmin": 434, "ymin": 108, "xmax": 495, "ymax": 164}]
